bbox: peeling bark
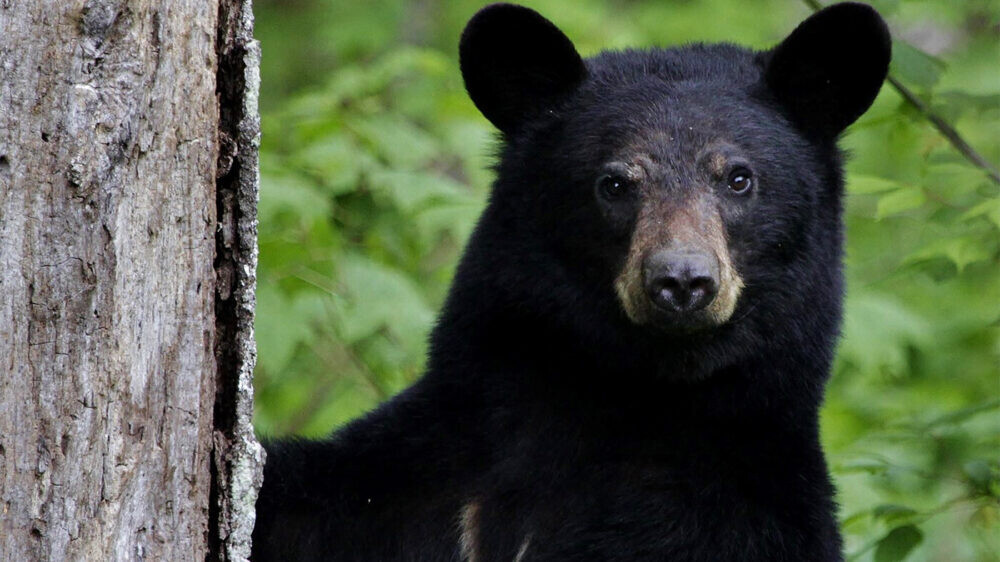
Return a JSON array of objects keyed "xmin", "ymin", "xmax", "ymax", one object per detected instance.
[
  {"xmin": 0, "ymin": 1, "xmax": 262, "ymax": 560},
  {"xmin": 211, "ymin": 1, "xmax": 265, "ymax": 561}
]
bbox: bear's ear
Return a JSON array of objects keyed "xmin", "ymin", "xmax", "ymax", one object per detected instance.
[
  {"xmin": 763, "ymin": 2, "xmax": 891, "ymax": 138},
  {"xmin": 460, "ymin": 3, "xmax": 586, "ymax": 135}
]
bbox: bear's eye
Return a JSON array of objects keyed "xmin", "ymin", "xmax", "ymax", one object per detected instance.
[
  {"xmin": 597, "ymin": 174, "xmax": 632, "ymax": 200},
  {"xmin": 727, "ymin": 168, "xmax": 753, "ymax": 195}
]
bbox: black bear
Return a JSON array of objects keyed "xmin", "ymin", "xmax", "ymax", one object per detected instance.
[{"xmin": 252, "ymin": 3, "xmax": 891, "ymax": 560}]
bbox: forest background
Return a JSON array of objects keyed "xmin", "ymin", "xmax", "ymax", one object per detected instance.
[{"xmin": 250, "ymin": 1, "xmax": 1000, "ymax": 560}]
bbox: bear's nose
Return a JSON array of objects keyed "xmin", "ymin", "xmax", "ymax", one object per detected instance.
[{"xmin": 642, "ymin": 250, "xmax": 720, "ymax": 314}]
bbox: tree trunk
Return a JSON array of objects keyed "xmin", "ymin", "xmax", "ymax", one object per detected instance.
[{"xmin": 0, "ymin": 1, "xmax": 263, "ymax": 560}]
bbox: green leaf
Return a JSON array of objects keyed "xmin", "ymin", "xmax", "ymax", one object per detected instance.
[
  {"xmin": 873, "ymin": 504, "xmax": 918, "ymax": 526},
  {"xmin": 839, "ymin": 291, "xmax": 932, "ymax": 379},
  {"xmin": 352, "ymin": 114, "xmax": 439, "ymax": 168},
  {"xmin": 905, "ymin": 235, "xmax": 993, "ymax": 272},
  {"xmin": 936, "ymin": 90, "xmax": 1000, "ymax": 122},
  {"xmin": 335, "ymin": 254, "xmax": 434, "ymax": 352},
  {"xmin": 840, "ymin": 509, "xmax": 872, "ymax": 529},
  {"xmin": 961, "ymin": 198, "xmax": 1000, "ymax": 229},
  {"xmin": 255, "ymin": 285, "xmax": 321, "ymax": 375},
  {"xmin": 890, "ymin": 41, "xmax": 946, "ymax": 91},
  {"xmin": 414, "ymin": 199, "xmax": 484, "ymax": 244},
  {"xmin": 294, "ymin": 136, "xmax": 376, "ymax": 195},
  {"xmin": 876, "ymin": 188, "xmax": 926, "ymax": 219},
  {"xmin": 848, "ymin": 174, "xmax": 907, "ymax": 195},
  {"xmin": 259, "ymin": 172, "xmax": 331, "ymax": 223},
  {"xmin": 921, "ymin": 163, "xmax": 992, "ymax": 206},
  {"xmin": 838, "ymin": 458, "xmax": 891, "ymax": 475},
  {"xmin": 923, "ymin": 399, "xmax": 1000, "ymax": 429},
  {"xmin": 374, "ymin": 47, "xmax": 449, "ymax": 81},
  {"xmin": 368, "ymin": 169, "xmax": 470, "ymax": 213},
  {"xmin": 964, "ymin": 460, "xmax": 1000, "ymax": 495},
  {"xmin": 874, "ymin": 525, "xmax": 923, "ymax": 562}
]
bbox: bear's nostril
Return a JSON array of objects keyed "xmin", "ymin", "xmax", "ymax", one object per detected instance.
[
  {"xmin": 688, "ymin": 276, "xmax": 713, "ymax": 293},
  {"xmin": 687, "ymin": 276, "xmax": 718, "ymax": 305},
  {"xmin": 659, "ymin": 277, "xmax": 682, "ymax": 292},
  {"xmin": 686, "ymin": 275, "xmax": 718, "ymax": 310}
]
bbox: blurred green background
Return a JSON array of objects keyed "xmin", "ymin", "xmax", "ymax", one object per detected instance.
[{"xmin": 250, "ymin": 0, "xmax": 1000, "ymax": 560}]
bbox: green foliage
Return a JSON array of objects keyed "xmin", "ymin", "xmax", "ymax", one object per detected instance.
[
  {"xmin": 874, "ymin": 525, "xmax": 924, "ymax": 562},
  {"xmin": 253, "ymin": 1, "xmax": 1000, "ymax": 559}
]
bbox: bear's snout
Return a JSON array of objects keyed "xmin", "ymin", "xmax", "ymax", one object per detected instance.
[{"xmin": 642, "ymin": 250, "xmax": 720, "ymax": 314}]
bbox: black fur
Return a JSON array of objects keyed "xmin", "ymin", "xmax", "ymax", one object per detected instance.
[{"xmin": 252, "ymin": 3, "xmax": 890, "ymax": 561}]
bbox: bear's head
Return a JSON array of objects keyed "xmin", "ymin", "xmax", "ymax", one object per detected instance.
[{"xmin": 446, "ymin": 3, "xmax": 890, "ymax": 382}]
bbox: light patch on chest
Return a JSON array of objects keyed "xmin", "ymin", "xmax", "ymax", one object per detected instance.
[
  {"xmin": 459, "ymin": 501, "xmax": 481, "ymax": 562},
  {"xmin": 514, "ymin": 534, "xmax": 533, "ymax": 562},
  {"xmin": 459, "ymin": 501, "xmax": 533, "ymax": 562}
]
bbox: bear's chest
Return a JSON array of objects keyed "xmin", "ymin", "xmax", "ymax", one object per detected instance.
[{"xmin": 459, "ymin": 456, "xmax": 830, "ymax": 562}]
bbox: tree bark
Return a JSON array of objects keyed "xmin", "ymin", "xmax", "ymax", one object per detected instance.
[
  {"xmin": 0, "ymin": 1, "xmax": 262, "ymax": 560},
  {"xmin": 212, "ymin": 2, "xmax": 265, "ymax": 560}
]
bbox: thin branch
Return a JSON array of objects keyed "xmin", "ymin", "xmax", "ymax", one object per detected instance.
[
  {"xmin": 798, "ymin": 0, "xmax": 1000, "ymax": 185},
  {"xmin": 886, "ymin": 76, "xmax": 1000, "ymax": 185}
]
